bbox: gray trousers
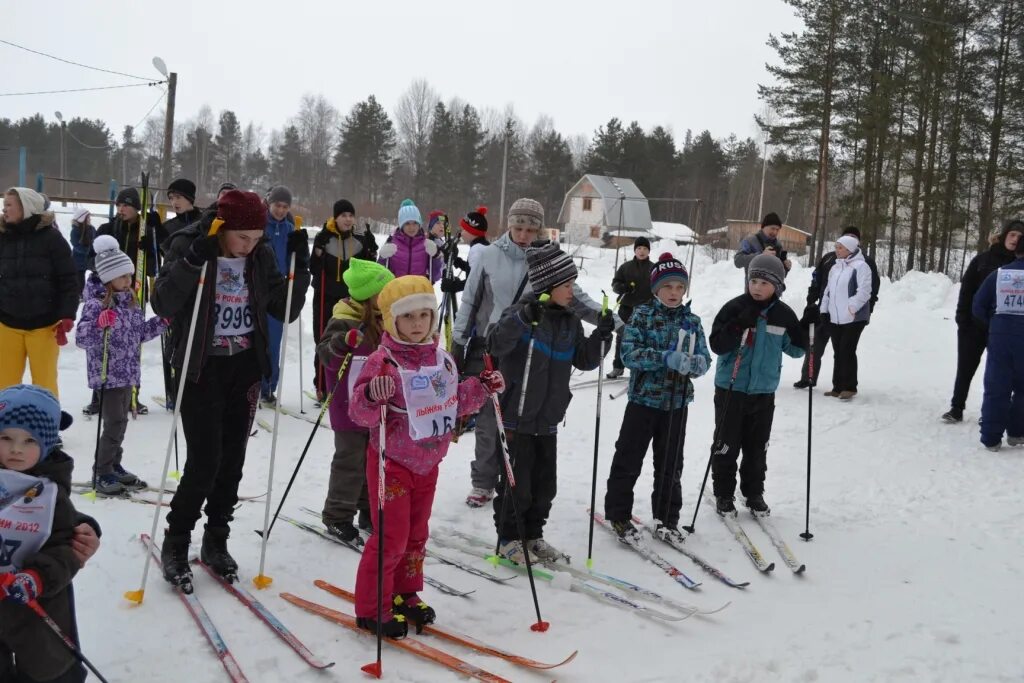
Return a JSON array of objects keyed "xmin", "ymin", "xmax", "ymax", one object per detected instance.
[
  {"xmin": 96, "ymin": 386, "xmax": 131, "ymax": 475},
  {"xmin": 322, "ymin": 430, "xmax": 369, "ymax": 524},
  {"xmin": 470, "ymin": 399, "xmax": 502, "ymax": 490}
]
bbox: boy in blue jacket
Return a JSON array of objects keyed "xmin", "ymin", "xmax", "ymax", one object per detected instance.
[
  {"xmin": 709, "ymin": 254, "xmax": 806, "ymax": 516},
  {"xmin": 261, "ymin": 185, "xmax": 294, "ymax": 405},
  {"xmin": 604, "ymin": 253, "xmax": 711, "ymax": 544},
  {"xmin": 972, "ymin": 236, "xmax": 1024, "ymax": 451}
]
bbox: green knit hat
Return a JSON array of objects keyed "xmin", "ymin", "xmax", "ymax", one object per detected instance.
[{"xmin": 343, "ymin": 258, "xmax": 395, "ymax": 301}]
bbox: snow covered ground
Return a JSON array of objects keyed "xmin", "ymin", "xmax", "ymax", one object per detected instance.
[{"xmin": 44, "ymin": 237, "xmax": 1023, "ymax": 682}]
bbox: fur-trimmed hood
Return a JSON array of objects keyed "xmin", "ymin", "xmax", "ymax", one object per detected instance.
[{"xmin": 0, "ymin": 210, "xmax": 56, "ymax": 234}]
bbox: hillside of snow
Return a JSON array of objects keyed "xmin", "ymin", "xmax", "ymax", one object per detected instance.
[{"xmin": 43, "ymin": 237, "xmax": 1022, "ymax": 682}]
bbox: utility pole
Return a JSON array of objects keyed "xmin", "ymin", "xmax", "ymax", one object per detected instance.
[
  {"xmin": 161, "ymin": 72, "xmax": 177, "ymax": 188},
  {"xmin": 55, "ymin": 111, "xmax": 67, "ymax": 204},
  {"xmin": 498, "ymin": 125, "xmax": 509, "ymax": 233}
]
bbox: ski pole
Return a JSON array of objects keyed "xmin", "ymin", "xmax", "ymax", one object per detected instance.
[
  {"xmin": 85, "ymin": 325, "xmax": 111, "ymax": 501},
  {"xmin": 257, "ymin": 352, "xmax": 353, "ymax": 539},
  {"xmin": 682, "ymin": 328, "xmax": 750, "ymax": 534},
  {"xmin": 800, "ymin": 323, "xmax": 815, "ymax": 541},
  {"xmin": 361, "ymin": 402, "xmax": 388, "ymax": 679},
  {"xmin": 655, "ymin": 329, "xmax": 695, "ymax": 528},
  {"xmin": 484, "ymin": 351, "xmax": 550, "ymax": 633},
  {"xmin": 299, "ymin": 312, "xmax": 306, "ymax": 414},
  {"xmin": 254, "ymin": 245, "xmax": 298, "ymax": 590},
  {"xmin": 130, "ymin": 172, "xmax": 150, "ymax": 416},
  {"xmin": 25, "ymin": 599, "xmax": 110, "ymax": 683},
  {"xmin": 585, "ymin": 292, "xmax": 610, "ymax": 570},
  {"xmin": 125, "ymin": 258, "xmax": 210, "ymax": 605}
]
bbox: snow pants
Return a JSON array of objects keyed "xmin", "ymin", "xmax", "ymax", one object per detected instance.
[
  {"xmin": 604, "ymin": 400, "xmax": 688, "ymax": 527},
  {"xmin": 829, "ymin": 321, "xmax": 866, "ymax": 393},
  {"xmin": 493, "ymin": 433, "xmax": 557, "ymax": 541},
  {"xmin": 261, "ymin": 314, "xmax": 283, "ymax": 398},
  {"xmin": 950, "ymin": 322, "xmax": 988, "ymax": 412},
  {"xmin": 354, "ymin": 457, "xmax": 438, "ymax": 619},
  {"xmin": 321, "ymin": 429, "xmax": 369, "ymax": 526},
  {"xmin": 979, "ymin": 331, "xmax": 1024, "ymax": 447},
  {"xmin": 95, "ymin": 386, "xmax": 131, "ymax": 476},
  {"xmin": 711, "ymin": 389, "xmax": 775, "ymax": 500},
  {"xmin": 0, "ymin": 323, "xmax": 60, "ymax": 396}
]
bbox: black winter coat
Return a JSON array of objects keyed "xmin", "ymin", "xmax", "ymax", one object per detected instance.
[
  {"xmin": 486, "ymin": 294, "xmax": 607, "ymax": 435},
  {"xmin": 160, "ymin": 207, "xmax": 204, "ymax": 249},
  {"xmin": 151, "ymin": 217, "xmax": 310, "ymax": 382},
  {"xmin": 0, "ymin": 451, "xmax": 80, "ymax": 681},
  {"xmin": 0, "ymin": 211, "xmax": 79, "ymax": 330},
  {"xmin": 806, "ymin": 250, "xmax": 881, "ymax": 312},
  {"xmin": 310, "ymin": 222, "xmax": 378, "ymax": 304},
  {"xmin": 91, "ymin": 211, "xmax": 165, "ymax": 280},
  {"xmin": 956, "ymin": 242, "xmax": 1016, "ymax": 326},
  {"xmin": 611, "ymin": 257, "xmax": 654, "ymax": 308}
]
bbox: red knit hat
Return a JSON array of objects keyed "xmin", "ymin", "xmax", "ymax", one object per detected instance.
[
  {"xmin": 217, "ymin": 190, "xmax": 265, "ymax": 231},
  {"xmin": 460, "ymin": 206, "xmax": 488, "ymax": 237}
]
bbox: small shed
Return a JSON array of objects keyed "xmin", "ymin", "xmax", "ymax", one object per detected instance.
[
  {"xmin": 556, "ymin": 174, "xmax": 653, "ymax": 247},
  {"xmin": 650, "ymin": 221, "xmax": 696, "ymax": 245},
  {"xmin": 707, "ymin": 219, "xmax": 810, "ymax": 254}
]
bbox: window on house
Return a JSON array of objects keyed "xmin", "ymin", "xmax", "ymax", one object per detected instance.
[
  {"xmin": 582, "ymin": 198, "xmax": 593, "ymax": 211},
  {"xmin": 590, "ymin": 225, "xmax": 601, "ymax": 239}
]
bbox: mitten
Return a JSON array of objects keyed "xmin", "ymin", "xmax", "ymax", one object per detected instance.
[{"xmin": 378, "ymin": 242, "xmax": 398, "ymax": 260}]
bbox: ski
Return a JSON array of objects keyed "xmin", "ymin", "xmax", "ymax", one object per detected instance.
[
  {"xmin": 569, "ymin": 376, "xmax": 626, "ymax": 391},
  {"xmin": 633, "ymin": 515, "xmax": 749, "ymax": 588},
  {"xmin": 608, "ymin": 384, "xmax": 630, "ymax": 400},
  {"xmin": 255, "ymin": 418, "xmax": 273, "ymax": 433},
  {"xmin": 280, "ymin": 515, "xmax": 475, "ymax": 597},
  {"xmin": 315, "ymin": 581, "xmax": 578, "ymax": 670},
  {"xmin": 195, "ymin": 561, "xmax": 334, "ymax": 670},
  {"xmin": 278, "ymin": 405, "xmax": 330, "ymax": 430},
  {"xmin": 281, "ymin": 593, "xmax": 510, "ymax": 682},
  {"xmin": 302, "ymin": 389, "xmax": 319, "ymax": 403},
  {"xmin": 590, "ymin": 510, "xmax": 702, "ymax": 590},
  {"xmin": 750, "ymin": 512, "xmax": 806, "ymax": 574},
  {"xmin": 719, "ymin": 511, "xmax": 775, "ymax": 573},
  {"xmin": 139, "ymin": 534, "xmax": 249, "ymax": 682}
]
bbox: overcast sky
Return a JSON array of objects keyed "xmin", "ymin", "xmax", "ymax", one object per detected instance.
[{"xmin": 4, "ymin": 0, "xmax": 802, "ymax": 145}]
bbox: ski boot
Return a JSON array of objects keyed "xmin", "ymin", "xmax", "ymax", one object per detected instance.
[
  {"xmin": 82, "ymin": 401, "xmax": 100, "ymax": 417},
  {"xmin": 745, "ymin": 494, "xmax": 771, "ymax": 516},
  {"xmin": 93, "ymin": 474, "xmax": 126, "ymax": 497},
  {"xmin": 393, "ymin": 593, "xmax": 436, "ymax": 634},
  {"xmin": 134, "ymin": 400, "xmax": 149, "ymax": 415},
  {"xmin": 654, "ymin": 523, "xmax": 687, "ymax": 545},
  {"xmin": 941, "ymin": 408, "xmax": 963, "ymax": 423},
  {"xmin": 793, "ymin": 379, "xmax": 814, "ymax": 389},
  {"xmin": 112, "ymin": 463, "xmax": 147, "ymax": 491},
  {"xmin": 984, "ymin": 442, "xmax": 1002, "ymax": 452},
  {"xmin": 465, "ymin": 487, "xmax": 494, "ymax": 508},
  {"xmin": 358, "ymin": 509, "xmax": 373, "ymax": 534},
  {"xmin": 610, "ymin": 520, "xmax": 643, "ymax": 545},
  {"xmin": 606, "ymin": 366, "xmax": 625, "ymax": 380},
  {"xmin": 497, "ymin": 539, "xmax": 539, "ymax": 565},
  {"xmin": 161, "ymin": 532, "xmax": 194, "ymax": 594},
  {"xmin": 1008, "ymin": 435, "xmax": 1024, "ymax": 447},
  {"xmin": 324, "ymin": 520, "xmax": 363, "ymax": 546},
  {"xmin": 356, "ymin": 614, "xmax": 408, "ymax": 640},
  {"xmin": 260, "ymin": 392, "xmax": 277, "ymax": 408},
  {"xmin": 201, "ymin": 525, "xmax": 239, "ymax": 583},
  {"xmin": 528, "ymin": 538, "xmax": 571, "ymax": 565},
  {"xmin": 715, "ymin": 496, "xmax": 736, "ymax": 516}
]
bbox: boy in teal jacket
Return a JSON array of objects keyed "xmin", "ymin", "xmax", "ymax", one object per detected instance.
[{"xmin": 709, "ymin": 254, "xmax": 806, "ymax": 516}]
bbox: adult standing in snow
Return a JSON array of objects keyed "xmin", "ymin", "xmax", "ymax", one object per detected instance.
[
  {"xmin": 795, "ymin": 226, "xmax": 880, "ymax": 388},
  {"xmin": 819, "ymin": 235, "xmax": 873, "ymax": 400},
  {"xmin": 451, "ymin": 197, "xmax": 614, "ymax": 507},
  {"xmin": 0, "ymin": 188, "xmax": 79, "ymax": 397},
  {"xmin": 152, "ymin": 189, "xmax": 309, "ymax": 590},
  {"xmin": 733, "ymin": 212, "xmax": 792, "ymax": 275},
  {"xmin": 970, "ymin": 234, "xmax": 1024, "ymax": 451},
  {"xmin": 377, "ymin": 199, "xmax": 444, "ymax": 283},
  {"xmin": 260, "ymin": 185, "xmax": 296, "ymax": 406},
  {"xmin": 69, "ymin": 207, "xmax": 95, "ymax": 295},
  {"xmin": 607, "ymin": 236, "xmax": 654, "ymax": 379},
  {"xmin": 941, "ymin": 221, "xmax": 1022, "ymax": 423}
]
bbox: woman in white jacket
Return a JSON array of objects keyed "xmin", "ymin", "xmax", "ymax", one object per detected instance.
[{"xmin": 820, "ymin": 234, "xmax": 873, "ymax": 399}]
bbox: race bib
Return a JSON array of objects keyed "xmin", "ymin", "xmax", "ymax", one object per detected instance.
[
  {"xmin": 995, "ymin": 268, "xmax": 1024, "ymax": 316},
  {"xmin": 346, "ymin": 356, "xmax": 369, "ymax": 396},
  {"xmin": 214, "ymin": 257, "xmax": 255, "ymax": 336},
  {"xmin": 389, "ymin": 349, "xmax": 459, "ymax": 441},
  {"xmin": 0, "ymin": 469, "xmax": 57, "ymax": 572}
]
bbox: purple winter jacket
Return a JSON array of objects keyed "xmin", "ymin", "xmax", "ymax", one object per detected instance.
[
  {"xmin": 76, "ymin": 274, "xmax": 167, "ymax": 389},
  {"xmin": 379, "ymin": 229, "xmax": 443, "ymax": 283}
]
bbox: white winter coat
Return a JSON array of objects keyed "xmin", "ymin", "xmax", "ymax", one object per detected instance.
[{"xmin": 820, "ymin": 249, "xmax": 873, "ymax": 324}]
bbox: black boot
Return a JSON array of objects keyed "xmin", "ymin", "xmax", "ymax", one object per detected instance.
[
  {"xmin": 715, "ymin": 496, "xmax": 736, "ymax": 515},
  {"xmin": 160, "ymin": 531, "xmax": 194, "ymax": 593},
  {"xmin": 393, "ymin": 593, "xmax": 436, "ymax": 633},
  {"xmin": 358, "ymin": 509, "xmax": 373, "ymax": 533},
  {"xmin": 201, "ymin": 525, "xmax": 239, "ymax": 582},
  {"xmin": 325, "ymin": 520, "xmax": 362, "ymax": 546},
  {"xmin": 356, "ymin": 615, "xmax": 408, "ymax": 639},
  {"xmin": 745, "ymin": 494, "xmax": 770, "ymax": 515}
]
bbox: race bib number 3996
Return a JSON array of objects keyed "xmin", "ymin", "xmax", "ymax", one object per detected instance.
[{"xmin": 215, "ymin": 257, "xmax": 255, "ymax": 336}]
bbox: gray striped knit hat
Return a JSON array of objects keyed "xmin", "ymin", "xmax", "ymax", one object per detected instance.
[{"xmin": 526, "ymin": 241, "xmax": 577, "ymax": 293}]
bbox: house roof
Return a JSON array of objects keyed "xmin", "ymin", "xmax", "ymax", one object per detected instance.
[
  {"xmin": 557, "ymin": 174, "xmax": 653, "ymax": 231},
  {"xmin": 650, "ymin": 221, "xmax": 695, "ymax": 243}
]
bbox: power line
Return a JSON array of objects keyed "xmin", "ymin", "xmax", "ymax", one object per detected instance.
[
  {"xmin": 130, "ymin": 88, "xmax": 168, "ymax": 132},
  {"xmin": 0, "ymin": 82, "xmax": 162, "ymax": 97},
  {"xmin": 0, "ymin": 39, "xmax": 155, "ymax": 81}
]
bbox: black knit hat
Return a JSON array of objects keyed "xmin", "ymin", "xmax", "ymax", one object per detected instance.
[
  {"xmin": 841, "ymin": 225, "xmax": 862, "ymax": 239},
  {"xmin": 333, "ymin": 199, "xmax": 356, "ymax": 218},
  {"xmin": 526, "ymin": 241, "xmax": 578, "ymax": 293},
  {"xmin": 167, "ymin": 178, "xmax": 196, "ymax": 204},
  {"xmin": 460, "ymin": 206, "xmax": 489, "ymax": 237},
  {"xmin": 115, "ymin": 187, "xmax": 142, "ymax": 210},
  {"xmin": 761, "ymin": 212, "xmax": 782, "ymax": 229},
  {"xmin": 634, "ymin": 236, "xmax": 651, "ymax": 251},
  {"xmin": 1000, "ymin": 219, "xmax": 1024, "ymax": 241}
]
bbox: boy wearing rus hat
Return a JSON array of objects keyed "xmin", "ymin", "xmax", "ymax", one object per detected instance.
[
  {"xmin": 486, "ymin": 242, "xmax": 614, "ymax": 564},
  {"xmin": 709, "ymin": 253, "xmax": 806, "ymax": 517},
  {"xmin": 0, "ymin": 384, "xmax": 84, "ymax": 683}
]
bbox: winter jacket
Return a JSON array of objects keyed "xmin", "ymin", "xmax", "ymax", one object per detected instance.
[
  {"xmin": 151, "ymin": 215, "xmax": 310, "ymax": 383},
  {"xmin": 160, "ymin": 207, "xmax": 204, "ymax": 249},
  {"xmin": 91, "ymin": 212, "xmax": 164, "ymax": 279},
  {"xmin": 467, "ymin": 237, "xmax": 489, "ymax": 272},
  {"xmin": 807, "ymin": 250, "xmax": 881, "ymax": 313},
  {"xmin": 349, "ymin": 332, "xmax": 488, "ymax": 475},
  {"xmin": 311, "ymin": 219, "xmax": 378, "ymax": 304},
  {"xmin": 734, "ymin": 230, "xmax": 786, "ymax": 271},
  {"xmin": 820, "ymin": 249, "xmax": 873, "ymax": 324},
  {"xmin": 453, "ymin": 231, "xmax": 608, "ymax": 345},
  {"xmin": 0, "ymin": 211, "xmax": 79, "ymax": 330},
  {"xmin": 957, "ymin": 242, "xmax": 1016, "ymax": 326},
  {"xmin": 76, "ymin": 273, "xmax": 166, "ymax": 390},
  {"xmin": 69, "ymin": 220, "xmax": 95, "ymax": 271},
  {"xmin": 379, "ymin": 228, "xmax": 443, "ymax": 282},
  {"xmin": 316, "ymin": 298, "xmax": 378, "ymax": 432},
  {"xmin": 972, "ymin": 257, "xmax": 1024, "ymax": 335},
  {"xmin": 0, "ymin": 451, "xmax": 80, "ymax": 681},
  {"xmin": 264, "ymin": 212, "xmax": 294, "ymax": 277},
  {"xmin": 486, "ymin": 294, "xmax": 607, "ymax": 434},
  {"xmin": 621, "ymin": 299, "xmax": 711, "ymax": 410},
  {"xmin": 710, "ymin": 293, "xmax": 806, "ymax": 395},
  {"xmin": 611, "ymin": 256, "xmax": 655, "ymax": 308}
]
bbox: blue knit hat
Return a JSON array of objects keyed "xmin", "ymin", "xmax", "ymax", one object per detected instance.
[
  {"xmin": 0, "ymin": 385, "xmax": 68, "ymax": 460},
  {"xmin": 397, "ymin": 199, "xmax": 422, "ymax": 228}
]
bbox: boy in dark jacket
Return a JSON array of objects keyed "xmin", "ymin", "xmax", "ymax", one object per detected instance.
[
  {"xmin": 487, "ymin": 242, "xmax": 614, "ymax": 564},
  {"xmin": 607, "ymin": 236, "xmax": 654, "ymax": 378},
  {"xmin": 604, "ymin": 253, "xmax": 711, "ymax": 543},
  {"xmin": 0, "ymin": 385, "xmax": 83, "ymax": 683},
  {"xmin": 710, "ymin": 254, "xmax": 806, "ymax": 516},
  {"xmin": 161, "ymin": 178, "xmax": 204, "ymax": 245}
]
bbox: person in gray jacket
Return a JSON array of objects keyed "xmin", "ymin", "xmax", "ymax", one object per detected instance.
[
  {"xmin": 733, "ymin": 212, "xmax": 792, "ymax": 275},
  {"xmin": 452, "ymin": 197, "xmax": 614, "ymax": 507}
]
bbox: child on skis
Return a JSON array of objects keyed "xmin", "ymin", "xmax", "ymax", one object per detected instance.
[
  {"xmin": 349, "ymin": 275, "xmax": 502, "ymax": 638},
  {"xmin": 0, "ymin": 384, "xmax": 84, "ymax": 683},
  {"xmin": 315, "ymin": 258, "xmax": 394, "ymax": 543},
  {"xmin": 377, "ymin": 199, "xmax": 444, "ymax": 282},
  {"xmin": 709, "ymin": 253, "xmax": 806, "ymax": 516},
  {"xmin": 261, "ymin": 185, "xmax": 296, "ymax": 406},
  {"xmin": 487, "ymin": 242, "xmax": 614, "ymax": 564},
  {"xmin": 604, "ymin": 252, "xmax": 711, "ymax": 543},
  {"xmin": 75, "ymin": 235, "xmax": 166, "ymax": 496}
]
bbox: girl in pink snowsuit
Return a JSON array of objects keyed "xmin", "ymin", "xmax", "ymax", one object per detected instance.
[{"xmin": 349, "ymin": 275, "xmax": 504, "ymax": 639}]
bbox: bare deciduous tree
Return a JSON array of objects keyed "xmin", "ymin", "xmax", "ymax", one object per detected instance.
[{"xmin": 394, "ymin": 79, "xmax": 439, "ymax": 198}]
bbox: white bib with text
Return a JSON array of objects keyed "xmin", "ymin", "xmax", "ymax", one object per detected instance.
[
  {"xmin": 0, "ymin": 469, "xmax": 57, "ymax": 572},
  {"xmin": 214, "ymin": 257, "xmax": 255, "ymax": 336}
]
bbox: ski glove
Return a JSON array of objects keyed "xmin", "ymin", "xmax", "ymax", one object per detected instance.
[
  {"xmin": 54, "ymin": 319, "xmax": 74, "ymax": 346},
  {"xmin": 366, "ymin": 375, "xmax": 396, "ymax": 403},
  {"xmin": 597, "ymin": 311, "xmax": 616, "ymax": 342},
  {"xmin": 424, "ymin": 239, "xmax": 439, "ymax": 257},
  {"xmin": 0, "ymin": 571, "xmax": 40, "ymax": 605},
  {"xmin": 286, "ymin": 229, "xmax": 310, "ymax": 269},
  {"xmin": 520, "ymin": 300, "xmax": 545, "ymax": 326},
  {"xmin": 440, "ymin": 275, "xmax": 465, "ymax": 294},
  {"xmin": 734, "ymin": 305, "xmax": 761, "ymax": 331},
  {"xmin": 663, "ymin": 350, "xmax": 691, "ymax": 373},
  {"xmin": 689, "ymin": 355, "xmax": 710, "ymax": 377},
  {"xmin": 480, "ymin": 369, "xmax": 506, "ymax": 395},
  {"xmin": 344, "ymin": 329, "xmax": 364, "ymax": 349},
  {"xmin": 378, "ymin": 242, "xmax": 398, "ymax": 260},
  {"xmin": 186, "ymin": 234, "xmax": 220, "ymax": 268},
  {"xmin": 800, "ymin": 304, "xmax": 820, "ymax": 327},
  {"xmin": 97, "ymin": 309, "xmax": 117, "ymax": 329}
]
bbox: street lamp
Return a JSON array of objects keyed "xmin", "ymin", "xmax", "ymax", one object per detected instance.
[
  {"xmin": 153, "ymin": 56, "xmax": 177, "ymax": 188},
  {"xmin": 54, "ymin": 111, "xmax": 67, "ymax": 205}
]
